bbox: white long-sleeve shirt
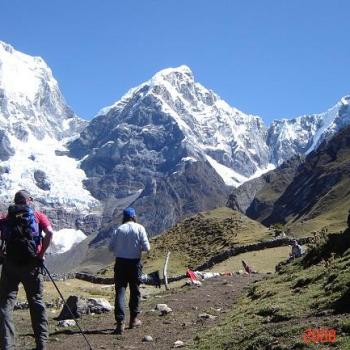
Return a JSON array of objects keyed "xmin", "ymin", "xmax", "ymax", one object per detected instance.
[{"xmin": 108, "ymin": 221, "xmax": 150, "ymax": 259}]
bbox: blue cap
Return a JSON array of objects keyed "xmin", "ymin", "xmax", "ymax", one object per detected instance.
[{"xmin": 123, "ymin": 207, "xmax": 136, "ymax": 218}]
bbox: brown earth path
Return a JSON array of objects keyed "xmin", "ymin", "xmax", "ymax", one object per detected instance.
[{"xmin": 17, "ymin": 274, "xmax": 261, "ymax": 350}]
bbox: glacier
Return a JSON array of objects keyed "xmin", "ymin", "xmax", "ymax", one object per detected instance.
[{"xmin": 0, "ymin": 41, "xmax": 99, "ymax": 212}]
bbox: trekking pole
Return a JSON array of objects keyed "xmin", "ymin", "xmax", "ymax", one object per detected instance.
[{"xmin": 43, "ymin": 264, "xmax": 94, "ymax": 350}]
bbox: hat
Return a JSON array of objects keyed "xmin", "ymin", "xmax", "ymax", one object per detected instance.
[
  {"xmin": 123, "ymin": 207, "xmax": 136, "ymax": 218},
  {"xmin": 14, "ymin": 190, "xmax": 33, "ymax": 204}
]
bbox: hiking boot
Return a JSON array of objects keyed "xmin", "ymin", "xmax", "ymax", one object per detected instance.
[
  {"xmin": 129, "ymin": 316, "xmax": 142, "ymax": 329},
  {"xmin": 114, "ymin": 320, "xmax": 125, "ymax": 334}
]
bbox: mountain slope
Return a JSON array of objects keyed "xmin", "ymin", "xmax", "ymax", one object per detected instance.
[
  {"xmin": 268, "ymin": 96, "xmax": 350, "ymax": 165},
  {"xmin": 143, "ymin": 207, "xmax": 270, "ymax": 273},
  {"xmin": 193, "ymin": 230, "xmax": 350, "ymax": 350},
  {"xmin": 227, "ymin": 155, "xmax": 303, "ymax": 220},
  {"xmin": 228, "ymin": 125, "xmax": 350, "ymax": 236},
  {"xmin": 264, "ymin": 124, "xmax": 350, "ymax": 235},
  {"xmin": 68, "ymin": 65, "xmax": 350, "ymax": 237}
]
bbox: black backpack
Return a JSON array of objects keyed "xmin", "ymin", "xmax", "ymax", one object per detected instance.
[{"xmin": 3, "ymin": 205, "xmax": 40, "ymax": 264}]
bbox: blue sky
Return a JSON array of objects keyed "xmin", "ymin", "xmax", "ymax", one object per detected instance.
[{"xmin": 1, "ymin": 0, "xmax": 349, "ymax": 123}]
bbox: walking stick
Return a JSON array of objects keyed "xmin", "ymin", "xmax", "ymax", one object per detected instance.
[{"xmin": 43, "ymin": 264, "xmax": 94, "ymax": 350}]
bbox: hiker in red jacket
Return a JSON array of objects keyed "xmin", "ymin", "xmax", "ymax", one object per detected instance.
[{"xmin": 0, "ymin": 190, "xmax": 54, "ymax": 350}]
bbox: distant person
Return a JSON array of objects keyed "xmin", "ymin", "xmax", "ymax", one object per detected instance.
[
  {"xmin": 287, "ymin": 239, "xmax": 302, "ymax": 262},
  {"xmin": 0, "ymin": 190, "xmax": 54, "ymax": 350},
  {"xmin": 109, "ymin": 207, "xmax": 150, "ymax": 335},
  {"xmin": 242, "ymin": 260, "xmax": 256, "ymax": 274}
]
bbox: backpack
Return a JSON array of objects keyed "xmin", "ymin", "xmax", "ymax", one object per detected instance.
[{"xmin": 3, "ymin": 205, "xmax": 41, "ymax": 263}]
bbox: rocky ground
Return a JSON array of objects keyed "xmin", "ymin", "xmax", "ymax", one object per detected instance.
[{"xmin": 14, "ymin": 274, "xmax": 259, "ymax": 350}]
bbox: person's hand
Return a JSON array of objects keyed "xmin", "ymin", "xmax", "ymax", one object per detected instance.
[{"xmin": 37, "ymin": 255, "xmax": 45, "ymax": 267}]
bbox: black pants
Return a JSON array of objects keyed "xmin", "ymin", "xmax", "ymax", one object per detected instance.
[
  {"xmin": 114, "ymin": 258, "xmax": 142, "ymax": 322},
  {"xmin": 0, "ymin": 260, "xmax": 48, "ymax": 350}
]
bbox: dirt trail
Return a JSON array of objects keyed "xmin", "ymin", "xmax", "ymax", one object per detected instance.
[
  {"xmin": 24, "ymin": 274, "xmax": 259, "ymax": 350},
  {"xmin": 34, "ymin": 275, "xmax": 260, "ymax": 350}
]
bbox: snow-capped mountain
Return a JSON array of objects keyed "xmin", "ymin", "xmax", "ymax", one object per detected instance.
[
  {"xmin": 68, "ymin": 65, "xmax": 350, "ymax": 236},
  {"xmin": 1, "ymin": 39, "xmax": 350, "ymax": 253},
  {"xmin": 268, "ymin": 96, "xmax": 350, "ymax": 165},
  {"xmin": 0, "ymin": 41, "xmax": 98, "ymax": 212},
  {"xmin": 71, "ymin": 65, "xmax": 350, "ymax": 190},
  {"xmin": 71, "ymin": 65, "xmax": 273, "ymax": 188}
]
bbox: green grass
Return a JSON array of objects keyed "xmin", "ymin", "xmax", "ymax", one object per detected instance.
[
  {"xmin": 286, "ymin": 170, "xmax": 350, "ymax": 238},
  {"xmin": 144, "ymin": 207, "xmax": 271, "ymax": 273},
  {"xmin": 191, "ymin": 231, "xmax": 350, "ymax": 350},
  {"xmin": 208, "ymin": 246, "xmax": 291, "ymax": 273}
]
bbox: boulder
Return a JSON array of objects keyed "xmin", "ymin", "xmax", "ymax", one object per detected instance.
[
  {"xmin": 56, "ymin": 296, "xmax": 90, "ymax": 320},
  {"xmin": 155, "ymin": 303, "xmax": 173, "ymax": 315},
  {"xmin": 87, "ymin": 298, "xmax": 113, "ymax": 313},
  {"xmin": 56, "ymin": 296, "xmax": 113, "ymax": 320},
  {"xmin": 198, "ymin": 313, "xmax": 217, "ymax": 320},
  {"xmin": 58, "ymin": 319, "xmax": 76, "ymax": 328},
  {"xmin": 142, "ymin": 335, "xmax": 154, "ymax": 342},
  {"xmin": 174, "ymin": 340, "xmax": 185, "ymax": 348}
]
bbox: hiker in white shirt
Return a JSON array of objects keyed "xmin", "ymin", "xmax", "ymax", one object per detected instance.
[{"xmin": 109, "ymin": 207, "xmax": 150, "ymax": 334}]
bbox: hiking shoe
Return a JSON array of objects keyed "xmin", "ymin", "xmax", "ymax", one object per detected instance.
[
  {"xmin": 114, "ymin": 321, "xmax": 125, "ymax": 335},
  {"xmin": 129, "ymin": 317, "xmax": 142, "ymax": 329}
]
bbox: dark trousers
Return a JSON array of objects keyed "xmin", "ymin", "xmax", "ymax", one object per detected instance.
[
  {"xmin": 0, "ymin": 260, "xmax": 48, "ymax": 350},
  {"xmin": 114, "ymin": 258, "xmax": 142, "ymax": 322}
]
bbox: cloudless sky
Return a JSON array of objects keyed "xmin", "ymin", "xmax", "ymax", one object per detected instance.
[{"xmin": 1, "ymin": 0, "xmax": 349, "ymax": 123}]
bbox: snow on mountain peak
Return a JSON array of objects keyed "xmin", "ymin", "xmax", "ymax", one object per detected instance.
[
  {"xmin": 151, "ymin": 65, "xmax": 194, "ymax": 84},
  {"xmin": 90, "ymin": 65, "xmax": 271, "ymax": 184},
  {"xmin": 0, "ymin": 41, "xmax": 97, "ymax": 212},
  {"xmin": 0, "ymin": 41, "xmax": 85, "ymax": 140},
  {"xmin": 341, "ymin": 96, "xmax": 350, "ymax": 105},
  {"xmin": 92, "ymin": 64, "xmax": 350, "ymax": 189}
]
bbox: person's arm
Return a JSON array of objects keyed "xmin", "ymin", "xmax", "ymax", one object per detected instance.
[
  {"xmin": 36, "ymin": 212, "xmax": 53, "ymax": 260},
  {"xmin": 38, "ymin": 228, "xmax": 53, "ymax": 259},
  {"xmin": 140, "ymin": 226, "xmax": 150, "ymax": 252},
  {"xmin": 109, "ymin": 229, "xmax": 118, "ymax": 252}
]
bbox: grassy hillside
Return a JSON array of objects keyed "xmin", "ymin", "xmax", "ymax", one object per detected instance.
[
  {"xmin": 98, "ymin": 207, "xmax": 271, "ymax": 277},
  {"xmin": 208, "ymin": 246, "xmax": 291, "ymax": 273},
  {"xmin": 263, "ymin": 126, "xmax": 350, "ymax": 236},
  {"xmin": 229, "ymin": 126, "xmax": 350, "ymax": 238},
  {"xmin": 192, "ymin": 230, "xmax": 350, "ymax": 350},
  {"xmin": 286, "ymin": 174, "xmax": 350, "ymax": 237},
  {"xmin": 142, "ymin": 207, "xmax": 271, "ymax": 275}
]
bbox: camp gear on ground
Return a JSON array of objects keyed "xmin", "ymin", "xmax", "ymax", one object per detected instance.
[
  {"xmin": 140, "ymin": 271, "xmax": 161, "ymax": 288},
  {"xmin": 242, "ymin": 260, "xmax": 253, "ymax": 274}
]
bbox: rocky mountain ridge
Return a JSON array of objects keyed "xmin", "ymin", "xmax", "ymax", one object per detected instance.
[
  {"xmin": 228, "ymin": 125, "xmax": 350, "ymax": 235},
  {"xmin": 1, "ymin": 41, "xmax": 350, "ymax": 254},
  {"xmin": 69, "ymin": 64, "xmax": 350, "ymax": 237}
]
